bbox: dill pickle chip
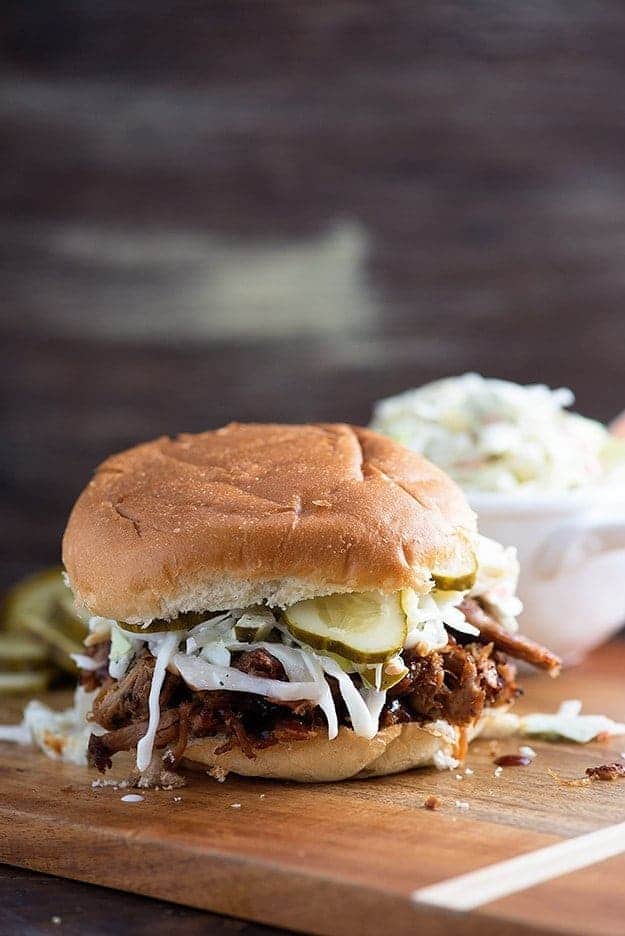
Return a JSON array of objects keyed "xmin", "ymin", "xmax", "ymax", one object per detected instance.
[
  {"xmin": 1, "ymin": 567, "xmax": 87, "ymax": 674},
  {"xmin": 0, "ymin": 634, "xmax": 49, "ymax": 672},
  {"xmin": 431, "ymin": 536, "xmax": 478, "ymax": 592},
  {"xmin": 0, "ymin": 669, "xmax": 54, "ymax": 695},
  {"xmin": 119, "ymin": 611, "xmax": 211, "ymax": 634},
  {"xmin": 359, "ymin": 661, "xmax": 409, "ymax": 691},
  {"xmin": 284, "ymin": 592, "xmax": 407, "ymax": 664}
]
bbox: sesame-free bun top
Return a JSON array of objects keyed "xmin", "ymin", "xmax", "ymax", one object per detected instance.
[{"xmin": 62, "ymin": 423, "xmax": 476, "ymax": 625}]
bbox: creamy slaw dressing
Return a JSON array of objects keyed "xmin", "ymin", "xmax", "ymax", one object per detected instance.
[{"xmin": 135, "ymin": 631, "xmax": 181, "ymax": 772}]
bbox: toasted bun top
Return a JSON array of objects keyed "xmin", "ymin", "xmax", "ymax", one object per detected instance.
[{"xmin": 62, "ymin": 423, "xmax": 476, "ymax": 624}]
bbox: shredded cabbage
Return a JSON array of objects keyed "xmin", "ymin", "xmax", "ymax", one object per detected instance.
[
  {"xmin": 0, "ymin": 687, "xmax": 101, "ymax": 764},
  {"xmin": 171, "ymin": 652, "xmax": 323, "ymax": 702},
  {"xmin": 317, "ymin": 654, "xmax": 381, "ymax": 739},
  {"xmin": 296, "ymin": 645, "xmax": 339, "ymax": 739},
  {"xmin": 89, "ymin": 616, "xmax": 115, "ymax": 634},
  {"xmin": 108, "ymin": 624, "xmax": 137, "ymax": 679},
  {"xmin": 70, "ymin": 652, "xmax": 101, "ymax": 671},
  {"xmin": 480, "ymin": 699, "xmax": 625, "ymax": 743},
  {"xmin": 371, "ymin": 373, "xmax": 625, "ymax": 492},
  {"xmin": 469, "ymin": 535, "xmax": 522, "ymax": 632},
  {"xmin": 401, "ymin": 533, "xmax": 520, "ymax": 652},
  {"xmin": 402, "ymin": 590, "xmax": 449, "ymax": 652},
  {"xmin": 521, "ymin": 699, "xmax": 625, "ymax": 743}
]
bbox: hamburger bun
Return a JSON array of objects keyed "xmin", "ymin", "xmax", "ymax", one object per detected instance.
[
  {"xmin": 63, "ymin": 422, "xmax": 476, "ymax": 625},
  {"xmin": 183, "ymin": 719, "xmax": 486, "ymax": 783}
]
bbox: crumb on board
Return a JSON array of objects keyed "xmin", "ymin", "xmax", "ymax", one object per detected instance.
[
  {"xmin": 455, "ymin": 800, "xmax": 470, "ymax": 811},
  {"xmin": 92, "ymin": 778, "xmax": 130, "ymax": 790},
  {"xmin": 137, "ymin": 767, "xmax": 187, "ymax": 790},
  {"xmin": 547, "ymin": 767, "xmax": 590, "ymax": 788},
  {"xmin": 120, "ymin": 794, "xmax": 144, "ymax": 803},
  {"xmin": 91, "ymin": 769, "xmax": 185, "ymax": 792},
  {"xmin": 464, "ymin": 767, "xmax": 474, "ymax": 776},
  {"xmin": 424, "ymin": 795, "xmax": 441, "ymax": 810},
  {"xmin": 586, "ymin": 763, "xmax": 625, "ymax": 781},
  {"xmin": 494, "ymin": 766, "xmax": 503, "ymax": 778},
  {"xmin": 518, "ymin": 745, "xmax": 537, "ymax": 760},
  {"xmin": 43, "ymin": 731, "xmax": 65, "ymax": 757},
  {"xmin": 547, "ymin": 763, "xmax": 625, "ymax": 787},
  {"xmin": 208, "ymin": 766, "xmax": 228, "ymax": 783},
  {"xmin": 432, "ymin": 749, "xmax": 459, "ymax": 771},
  {"xmin": 173, "ymin": 796, "xmax": 182, "ymax": 803},
  {"xmin": 230, "ymin": 803, "xmax": 242, "ymax": 809}
]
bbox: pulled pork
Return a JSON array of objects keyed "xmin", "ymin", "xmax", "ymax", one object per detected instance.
[
  {"xmin": 79, "ymin": 639, "xmax": 112, "ymax": 693},
  {"xmin": 459, "ymin": 598, "xmax": 561, "ymax": 674},
  {"xmin": 84, "ymin": 599, "xmax": 558, "ymax": 772},
  {"xmin": 86, "ymin": 638, "xmax": 521, "ymax": 773},
  {"xmin": 381, "ymin": 639, "xmax": 518, "ymax": 729}
]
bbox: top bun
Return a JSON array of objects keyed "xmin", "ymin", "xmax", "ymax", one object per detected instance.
[{"xmin": 62, "ymin": 423, "xmax": 476, "ymax": 624}]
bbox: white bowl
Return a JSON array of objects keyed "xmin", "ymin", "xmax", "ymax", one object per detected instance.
[{"xmin": 469, "ymin": 486, "xmax": 625, "ymax": 665}]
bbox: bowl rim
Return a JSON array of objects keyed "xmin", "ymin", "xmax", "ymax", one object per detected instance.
[{"xmin": 467, "ymin": 483, "xmax": 625, "ymax": 515}]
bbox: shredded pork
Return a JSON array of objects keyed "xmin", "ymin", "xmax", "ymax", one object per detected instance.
[
  {"xmin": 459, "ymin": 598, "xmax": 561, "ymax": 674},
  {"xmin": 86, "ymin": 640, "xmax": 521, "ymax": 772},
  {"xmin": 83, "ymin": 598, "xmax": 558, "ymax": 772}
]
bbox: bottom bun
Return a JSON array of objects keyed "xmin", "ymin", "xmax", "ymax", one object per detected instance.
[{"xmin": 182, "ymin": 717, "xmax": 487, "ymax": 783}]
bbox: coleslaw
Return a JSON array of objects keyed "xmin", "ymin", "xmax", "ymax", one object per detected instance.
[{"xmin": 371, "ymin": 374, "xmax": 625, "ymax": 493}]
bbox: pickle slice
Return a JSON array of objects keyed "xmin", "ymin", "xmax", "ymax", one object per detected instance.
[
  {"xmin": 326, "ymin": 652, "xmax": 409, "ymax": 690},
  {"xmin": 431, "ymin": 536, "xmax": 478, "ymax": 592},
  {"xmin": 360, "ymin": 659, "xmax": 409, "ymax": 691},
  {"xmin": 0, "ymin": 669, "xmax": 54, "ymax": 695},
  {"xmin": 0, "ymin": 635, "xmax": 49, "ymax": 672},
  {"xmin": 234, "ymin": 607, "xmax": 276, "ymax": 642},
  {"xmin": 119, "ymin": 611, "xmax": 211, "ymax": 634},
  {"xmin": 1, "ymin": 567, "xmax": 87, "ymax": 673},
  {"xmin": 284, "ymin": 592, "xmax": 407, "ymax": 664}
]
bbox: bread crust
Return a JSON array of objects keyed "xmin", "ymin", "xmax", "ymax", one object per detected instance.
[
  {"xmin": 62, "ymin": 423, "xmax": 476, "ymax": 624},
  {"xmin": 182, "ymin": 720, "xmax": 485, "ymax": 783}
]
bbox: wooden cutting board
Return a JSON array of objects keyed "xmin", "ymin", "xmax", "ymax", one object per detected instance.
[{"xmin": 2, "ymin": 641, "xmax": 625, "ymax": 936}]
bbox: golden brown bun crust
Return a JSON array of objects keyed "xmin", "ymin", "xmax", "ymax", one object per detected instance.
[
  {"xmin": 62, "ymin": 423, "xmax": 476, "ymax": 624},
  {"xmin": 182, "ymin": 720, "xmax": 485, "ymax": 783}
]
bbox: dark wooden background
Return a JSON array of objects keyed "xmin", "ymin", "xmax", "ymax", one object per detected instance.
[
  {"xmin": 3, "ymin": 2, "xmax": 625, "ymax": 932},
  {"xmin": 5, "ymin": 1, "xmax": 625, "ymax": 591}
]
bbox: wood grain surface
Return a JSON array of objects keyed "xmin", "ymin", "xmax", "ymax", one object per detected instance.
[{"xmin": 2, "ymin": 642, "xmax": 625, "ymax": 936}]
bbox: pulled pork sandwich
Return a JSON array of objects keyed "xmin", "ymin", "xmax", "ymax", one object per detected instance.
[{"xmin": 62, "ymin": 423, "xmax": 560, "ymax": 782}]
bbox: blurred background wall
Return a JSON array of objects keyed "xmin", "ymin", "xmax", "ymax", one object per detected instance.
[{"xmin": 3, "ymin": 1, "xmax": 625, "ymax": 585}]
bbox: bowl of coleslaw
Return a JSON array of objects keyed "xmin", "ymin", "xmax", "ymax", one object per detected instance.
[{"xmin": 371, "ymin": 374, "xmax": 625, "ymax": 663}]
